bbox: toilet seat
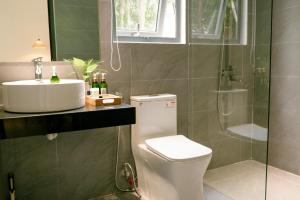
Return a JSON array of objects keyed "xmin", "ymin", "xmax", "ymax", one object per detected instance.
[{"xmin": 145, "ymin": 135, "xmax": 212, "ymax": 162}]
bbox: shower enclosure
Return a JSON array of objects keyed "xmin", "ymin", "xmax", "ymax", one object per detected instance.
[{"xmin": 188, "ymin": 0, "xmax": 272, "ymax": 199}]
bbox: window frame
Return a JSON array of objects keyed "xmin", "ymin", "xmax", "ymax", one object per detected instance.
[
  {"xmin": 191, "ymin": 0, "xmax": 227, "ymax": 40},
  {"xmin": 190, "ymin": 0, "xmax": 248, "ymax": 45},
  {"xmin": 113, "ymin": 0, "xmax": 186, "ymax": 44}
]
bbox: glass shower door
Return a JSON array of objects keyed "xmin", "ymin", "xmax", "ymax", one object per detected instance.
[{"xmin": 187, "ymin": 0, "xmax": 272, "ymax": 199}]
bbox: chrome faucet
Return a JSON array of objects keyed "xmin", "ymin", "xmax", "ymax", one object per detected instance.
[{"xmin": 33, "ymin": 57, "xmax": 43, "ymax": 80}]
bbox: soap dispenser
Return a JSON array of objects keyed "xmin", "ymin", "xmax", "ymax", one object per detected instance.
[
  {"xmin": 99, "ymin": 73, "xmax": 108, "ymax": 94},
  {"xmin": 90, "ymin": 73, "xmax": 99, "ymax": 96},
  {"xmin": 50, "ymin": 66, "xmax": 60, "ymax": 83}
]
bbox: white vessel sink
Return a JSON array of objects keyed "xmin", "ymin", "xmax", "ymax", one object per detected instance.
[{"xmin": 2, "ymin": 79, "xmax": 85, "ymax": 113}]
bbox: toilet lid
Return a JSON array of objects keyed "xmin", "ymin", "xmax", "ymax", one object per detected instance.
[{"xmin": 145, "ymin": 135, "xmax": 212, "ymax": 161}]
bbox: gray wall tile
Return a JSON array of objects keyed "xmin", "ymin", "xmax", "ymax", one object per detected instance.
[
  {"xmin": 131, "ymin": 79, "xmax": 189, "ymax": 115},
  {"xmin": 57, "ymin": 128, "xmax": 116, "ymax": 200},
  {"xmin": 272, "ymin": 6, "xmax": 300, "ymax": 44},
  {"xmin": 273, "ymin": 0, "xmax": 300, "ymax": 12},
  {"xmin": 272, "ymin": 43, "xmax": 300, "ymax": 76},
  {"xmin": 269, "ymin": 0, "xmax": 300, "ymax": 175},
  {"xmin": 131, "ymin": 44, "xmax": 188, "ymax": 81},
  {"xmin": 0, "ymin": 136, "xmax": 58, "ymax": 200},
  {"xmin": 189, "ymin": 45, "xmax": 220, "ymax": 78}
]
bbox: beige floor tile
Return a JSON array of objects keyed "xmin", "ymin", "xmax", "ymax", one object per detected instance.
[{"xmin": 204, "ymin": 160, "xmax": 300, "ymax": 200}]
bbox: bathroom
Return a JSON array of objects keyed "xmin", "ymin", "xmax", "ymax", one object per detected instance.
[{"xmin": 0, "ymin": 0, "xmax": 299, "ymax": 199}]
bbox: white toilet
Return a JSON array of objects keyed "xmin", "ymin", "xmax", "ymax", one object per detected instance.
[{"xmin": 131, "ymin": 94, "xmax": 212, "ymax": 200}]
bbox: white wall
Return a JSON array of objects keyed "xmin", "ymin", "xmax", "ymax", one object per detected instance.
[{"xmin": 0, "ymin": 0, "xmax": 51, "ymax": 62}]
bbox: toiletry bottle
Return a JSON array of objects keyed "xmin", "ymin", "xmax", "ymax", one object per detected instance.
[
  {"xmin": 8, "ymin": 173, "xmax": 15, "ymax": 200},
  {"xmin": 50, "ymin": 66, "xmax": 60, "ymax": 83},
  {"xmin": 90, "ymin": 73, "xmax": 99, "ymax": 96},
  {"xmin": 99, "ymin": 73, "xmax": 108, "ymax": 94}
]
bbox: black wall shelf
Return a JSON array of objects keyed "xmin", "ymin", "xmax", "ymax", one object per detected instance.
[{"xmin": 0, "ymin": 104, "xmax": 135, "ymax": 139}]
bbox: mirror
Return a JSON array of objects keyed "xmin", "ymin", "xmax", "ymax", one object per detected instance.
[
  {"xmin": 0, "ymin": 0, "xmax": 51, "ymax": 62},
  {"xmin": 48, "ymin": 0, "xmax": 100, "ymax": 61}
]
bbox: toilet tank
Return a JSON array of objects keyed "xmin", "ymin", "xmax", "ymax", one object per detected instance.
[{"xmin": 131, "ymin": 94, "xmax": 177, "ymax": 146}]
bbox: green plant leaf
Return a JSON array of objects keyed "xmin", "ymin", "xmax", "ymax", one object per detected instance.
[
  {"xmin": 86, "ymin": 64, "xmax": 99, "ymax": 73},
  {"xmin": 87, "ymin": 59, "xmax": 94, "ymax": 66},
  {"xmin": 64, "ymin": 57, "xmax": 107, "ymax": 82},
  {"xmin": 83, "ymin": 75, "xmax": 90, "ymax": 82},
  {"xmin": 72, "ymin": 58, "xmax": 87, "ymax": 72}
]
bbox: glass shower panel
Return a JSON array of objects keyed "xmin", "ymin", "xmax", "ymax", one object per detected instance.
[{"xmin": 188, "ymin": 0, "xmax": 272, "ymax": 199}]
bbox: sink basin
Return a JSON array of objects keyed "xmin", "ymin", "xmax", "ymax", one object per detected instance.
[{"xmin": 2, "ymin": 79, "xmax": 85, "ymax": 113}]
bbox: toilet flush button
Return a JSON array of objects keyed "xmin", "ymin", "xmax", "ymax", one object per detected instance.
[{"xmin": 166, "ymin": 101, "xmax": 176, "ymax": 108}]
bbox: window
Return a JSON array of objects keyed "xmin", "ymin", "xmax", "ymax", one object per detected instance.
[
  {"xmin": 113, "ymin": 0, "xmax": 185, "ymax": 43},
  {"xmin": 190, "ymin": 0, "xmax": 226, "ymax": 40},
  {"xmin": 190, "ymin": 0, "xmax": 248, "ymax": 45}
]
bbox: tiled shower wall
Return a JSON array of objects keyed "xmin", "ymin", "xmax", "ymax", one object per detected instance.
[{"xmin": 269, "ymin": 0, "xmax": 300, "ymax": 175}]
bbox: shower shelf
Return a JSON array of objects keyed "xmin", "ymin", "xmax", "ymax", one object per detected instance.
[
  {"xmin": 227, "ymin": 123, "xmax": 268, "ymax": 142},
  {"xmin": 0, "ymin": 104, "xmax": 136, "ymax": 140},
  {"xmin": 213, "ymin": 89, "xmax": 248, "ymax": 94}
]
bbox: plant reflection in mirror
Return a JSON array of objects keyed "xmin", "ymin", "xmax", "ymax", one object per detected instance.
[{"xmin": 65, "ymin": 58, "xmax": 108, "ymax": 83}]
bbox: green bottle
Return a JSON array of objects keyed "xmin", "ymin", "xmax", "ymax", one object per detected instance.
[
  {"xmin": 99, "ymin": 73, "xmax": 108, "ymax": 94},
  {"xmin": 90, "ymin": 73, "xmax": 99, "ymax": 96},
  {"xmin": 50, "ymin": 66, "xmax": 60, "ymax": 83},
  {"xmin": 91, "ymin": 74, "xmax": 99, "ymax": 88}
]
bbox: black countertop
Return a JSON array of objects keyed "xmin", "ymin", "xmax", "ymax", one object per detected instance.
[{"xmin": 0, "ymin": 104, "xmax": 135, "ymax": 139}]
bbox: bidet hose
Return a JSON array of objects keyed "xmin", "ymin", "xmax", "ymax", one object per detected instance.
[
  {"xmin": 114, "ymin": 126, "xmax": 141, "ymax": 199},
  {"xmin": 124, "ymin": 162, "xmax": 141, "ymax": 199}
]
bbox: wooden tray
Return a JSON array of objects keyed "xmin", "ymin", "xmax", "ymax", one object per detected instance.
[{"xmin": 86, "ymin": 94, "xmax": 122, "ymax": 107}]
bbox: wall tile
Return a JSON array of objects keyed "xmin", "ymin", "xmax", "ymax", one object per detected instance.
[
  {"xmin": 272, "ymin": 43, "xmax": 300, "ymax": 76},
  {"xmin": 253, "ymin": 106, "xmax": 269, "ymax": 128},
  {"xmin": 252, "ymin": 140, "xmax": 268, "ymax": 163},
  {"xmin": 256, "ymin": 10, "xmax": 272, "ymax": 45},
  {"xmin": 269, "ymin": 108, "xmax": 300, "ymax": 146},
  {"xmin": 131, "ymin": 79, "xmax": 189, "ymax": 115},
  {"xmin": 108, "ymin": 81, "xmax": 131, "ymax": 104},
  {"xmin": 0, "ymin": 136, "xmax": 58, "ymax": 200},
  {"xmin": 178, "ymin": 112, "xmax": 189, "ymax": 136},
  {"xmin": 101, "ymin": 43, "xmax": 132, "ymax": 83},
  {"xmin": 270, "ymin": 77, "xmax": 300, "ymax": 112},
  {"xmin": 189, "ymin": 111, "xmax": 226, "ymax": 143},
  {"xmin": 268, "ymin": 138, "xmax": 300, "ymax": 175},
  {"xmin": 189, "ymin": 45, "xmax": 220, "ymax": 78},
  {"xmin": 273, "ymin": 0, "xmax": 300, "ymax": 12},
  {"xmin": 131, "ymin": 44, "xmax": 188, "ymax": 81},
  {"xmin": 57, "ymin": 128, "xmax": 116, "ymax": 200},
  {"xmin": 210, "ymin": 138, "xmax": 242, "ymax": 169},
  {"xmin": 99, "ymin": 0, "xmax": 112, "ymax": 43},
  {"xmin": 189, "ymin": 78, "xmax": 218, "ymax": 112},
  {"xmin": 272, "ymin": 6, "xmax": 300, "ymax": 44}
]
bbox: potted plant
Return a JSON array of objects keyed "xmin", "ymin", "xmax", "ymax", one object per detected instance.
[{"xmin": 65, "ymin": 58, "xmax": 107, "ymax": 90}]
